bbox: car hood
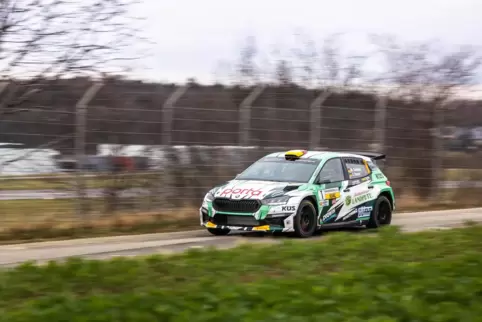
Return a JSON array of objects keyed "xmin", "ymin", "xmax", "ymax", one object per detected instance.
[{"xmin": 213, "ymin": 180, "xmax": 301, "ymax": 200}]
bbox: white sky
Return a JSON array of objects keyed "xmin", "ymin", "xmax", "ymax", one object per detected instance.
[{"xmin": 129, "ymin": 0, "xmax": 481, "ymax": 84}]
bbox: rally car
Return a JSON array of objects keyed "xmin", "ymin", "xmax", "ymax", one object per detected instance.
[{"xmin": 200, "ymin": 150, "xmax": 395, "ymax": 237}]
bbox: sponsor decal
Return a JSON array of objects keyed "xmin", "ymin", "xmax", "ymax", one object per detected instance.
[
  {"xmin": 319, "ymin": 200, "xmax": 329, "ymax": 207},
  {"xmin": 350, "ymin": 179, "xmax": 361, "ymax": 185},
  {"xmin": 281, "ymin": 205, "xmax": 296, "ymax": 212},
  {"xmin": 345, "ymin": 195, "xmax": 352, "ymax": 206},
  {"xmin": 253, "ymin": 225, "xmax": 270, "ymax": 231},
  {"xmin": 357, "ymin": 206, "xmax": 373, "ymax": 218},
  {"xmin": 219, "ymin": 187, "xmax": 262, "ymax": 197},
  {"xmin": 323, "ymin": 209, "xmax": 335, "ymax": 221},
  {"xmin": 354, "ymin": 190, "xmax": 369, "ymax": 197},
  {"xmin": 361, "ymin": 176, "xmax": 370, "ymax": 182},
  {"xmin": 375, "ymin": 173, "xmax": 384, "ymax": 179},
  {"xmin": 352, "ymin": 192, "xmax": 373, "ymax": 205},
  {"xmin": 324, "ymin": 191, "xmax": 340, "ymax": 200}
]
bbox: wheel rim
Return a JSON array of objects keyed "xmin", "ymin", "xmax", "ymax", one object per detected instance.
[
  {"xmin": 300, "ymin": 206, "xmax": 315, "ymax": 233},
  {"xmin": 377, "ymin": 202, "xmax": 391, "ymax": 224}
]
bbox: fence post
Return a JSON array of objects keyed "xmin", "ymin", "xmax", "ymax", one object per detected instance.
[
  {"xmin": 239, "ymin": 85, "xmax": 264, "ymax": 168},
  {"xmin": 239, "ymin": 85, "xmax": 265, "ymax": 147},
  {"xmin": 309, "ymin": 90, "xmax": 331, "ymax": 150},
  {"xmin": 160, "ymin": 85, "xmax": 187, "ymax": 207},
  {"xmin": 75, "ymin": 81, "xmax": 103, "ymax": 218},
  {"xmin": 430, "ymin": 100, "xmax": 448, "ymax": 201},
  {"xmin": 0, "ymin": 81, "xmax": 9, "ymax": 96},
  {"xmin": 163, "ymin": 86, "xmax": 187, "ymax": 146},
  {"xmin": 373, "ymin": 95, "xmax": 388, "ymax": 153}
]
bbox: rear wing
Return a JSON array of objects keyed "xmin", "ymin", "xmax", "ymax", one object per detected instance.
[{"xmin": 346, "ymin": 151, "xmax": 386, "ymax": 161}]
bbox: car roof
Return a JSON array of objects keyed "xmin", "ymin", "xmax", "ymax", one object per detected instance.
[{"xmin": 264, "ymin": 150, "xmax": 372, "ymax": 161}]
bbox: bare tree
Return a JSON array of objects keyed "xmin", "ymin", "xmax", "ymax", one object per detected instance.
[
  {"xmin": 371, "ymin": 34, "xmax": 482, "ymax": 197},
  {"xmin": 319, "ymin": 33, "xmax": 366, "ymax": 88},
  {"xmin": 0, "ymin": 0, "xmax": 147, "ymax": 171},
  {"xmin": 370, "ymin": 34, "xmax": 482, "ymax": 101},
  {"xmin": 236, "ymin": 35, "xmax": 259, "ymax": 86}
]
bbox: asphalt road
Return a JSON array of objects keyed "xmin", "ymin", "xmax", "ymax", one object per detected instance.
[
  {"xmin": 1, "ymin": 207, "xmax": 482, "ymax": 267},
  {"xmin": 1, "ymin": 180, "xmax": 482, "ymax": 200}
]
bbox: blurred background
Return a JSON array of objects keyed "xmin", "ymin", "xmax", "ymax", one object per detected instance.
[{"xmin": 0, "ymin": 0, "xmax": 481, "ymax": 235}]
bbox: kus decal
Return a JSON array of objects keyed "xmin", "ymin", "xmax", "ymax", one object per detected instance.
[{"xmin": 281, "ymin": 205, "xmax": 296, "ymax": 212}]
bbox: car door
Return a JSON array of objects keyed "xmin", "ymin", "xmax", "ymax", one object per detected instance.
[
  {"xmin": 334, "ymin": 157, "xmax": 375, "ymax": 222},
  {"xmin": 314, "ymin": 157, "xmax": 349, "ymax": 225}
]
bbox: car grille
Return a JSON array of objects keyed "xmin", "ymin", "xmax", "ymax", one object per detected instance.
[
  {"xmin": 212, "ymin": 198, "xmax": 261, "ymax": 213},
  {"xmin": 213, "ymin": 214, "xmax": 259, "ymax": 226}
]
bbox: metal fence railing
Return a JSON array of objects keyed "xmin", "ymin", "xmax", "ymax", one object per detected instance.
[{"xmin": 1, "ymin": 79, "xmax": 482, "ymax": 228}]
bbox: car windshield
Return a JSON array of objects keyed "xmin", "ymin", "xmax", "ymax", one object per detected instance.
[{"xmin": 236, "ymin": 158, "xmax": 320, "ymax": 183}]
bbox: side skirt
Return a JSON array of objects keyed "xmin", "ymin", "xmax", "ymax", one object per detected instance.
[{"xmin": 317, "ymin": 220, "xmax": 367, "ymax": 230}]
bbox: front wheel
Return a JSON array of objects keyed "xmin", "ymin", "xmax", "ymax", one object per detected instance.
[
  {"xmin": 207, "ymin": 228, "xmax": 231, "ymax": 236},
  {"xmin": 366, "ymin": 195, "xmax": 392, "ymax": 229},
  {"xmin": 293, "ymin": 199, "xmax": 317, "ymax": 238}
]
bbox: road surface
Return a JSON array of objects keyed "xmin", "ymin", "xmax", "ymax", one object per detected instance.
[
  {"xmin": 1, "ymin": 180, "xmax": 482, "ymax": 200},
  {"xmin": 0, "ymin": 207, "xmax": 481, "ymax": 267}
]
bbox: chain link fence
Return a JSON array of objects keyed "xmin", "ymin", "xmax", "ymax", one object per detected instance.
[{"xmin": 0, "ymin": 78, "xmax": 481, "ymax": 234}]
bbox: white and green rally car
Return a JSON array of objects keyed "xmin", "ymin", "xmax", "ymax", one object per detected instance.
[{"xmin": 200, "ymin": 150, "xmax": 395, "ymax": 237}]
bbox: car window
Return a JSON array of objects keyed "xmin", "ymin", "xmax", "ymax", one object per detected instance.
[
  {"xmin": 235, "ymin": 158, "xmax": 320, "ymax": 183},
  {"xmin": 317, "ymin": 158, "xmax": 345, "ymax": 183},
  {"xmin": 344, "ymin": 158, "xmax": 370, "ymax": 179}
]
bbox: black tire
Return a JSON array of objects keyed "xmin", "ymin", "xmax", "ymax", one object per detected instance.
[
  {"xmin": 366, "ymin": 195, "xmax": 392, "ymax": 229},
  {"xmin": 293, "ymin": 199, "xmax": 317, "ymax": 238},
  {"xmin": 207, "ymin": 228, "xmax": 231, "ymax": 236}
]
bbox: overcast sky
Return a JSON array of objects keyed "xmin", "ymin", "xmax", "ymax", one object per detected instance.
[{"xmin": 130, "ymin": 0, "xmax": 481, "ymax": 84}]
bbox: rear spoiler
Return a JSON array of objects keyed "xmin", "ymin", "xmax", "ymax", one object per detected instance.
[{"xmin": 346, "ymin": 152, "xmax": 386, "ymax": 161}]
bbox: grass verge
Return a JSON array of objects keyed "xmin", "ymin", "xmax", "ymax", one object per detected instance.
[{"xmin": 1, "ymin": 224, "xmax": 482, "ymax": 321}]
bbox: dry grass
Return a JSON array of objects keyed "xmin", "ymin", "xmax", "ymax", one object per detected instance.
[
  {"xmin": 0, "ymin": 203, "xmax": 199, "ymax": 244},
  {"xmin": 0, "ymin": 171, "xmax": 164, "ymax": 191}
]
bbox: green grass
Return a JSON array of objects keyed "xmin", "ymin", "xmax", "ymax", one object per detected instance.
[{"xmin": 1, "ymin": 224, "xmax": 482, "ymax": 321}]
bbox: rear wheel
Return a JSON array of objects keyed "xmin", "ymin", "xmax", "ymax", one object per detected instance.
[
  {"xmin": 366, "ymin": 195, "xmax": 392, "ymax": 229},
  {"xmin": 293, "ymin": 200, "xmax": 317, "ymax": 238},
  {"xmin": 207, "ymin": 228, "xmax": 231, "ymax": 236}
]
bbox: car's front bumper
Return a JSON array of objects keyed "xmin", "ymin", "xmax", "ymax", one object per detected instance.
[
  {"xmin": 199, "ymin": 206, "xmax": 294, "ymax": 232},
  {"xmin": 203, "ymin": 221, "xmax": 283, "ymax": 232}
]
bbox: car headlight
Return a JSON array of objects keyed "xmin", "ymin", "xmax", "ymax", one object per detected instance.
[
  {"xmin": 204, "ymin": 191, "xmax": 215, "ymax": 202},
  {"xmin": 261, "ymin": 195, "xmax": 290, "ymax": 206}
]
